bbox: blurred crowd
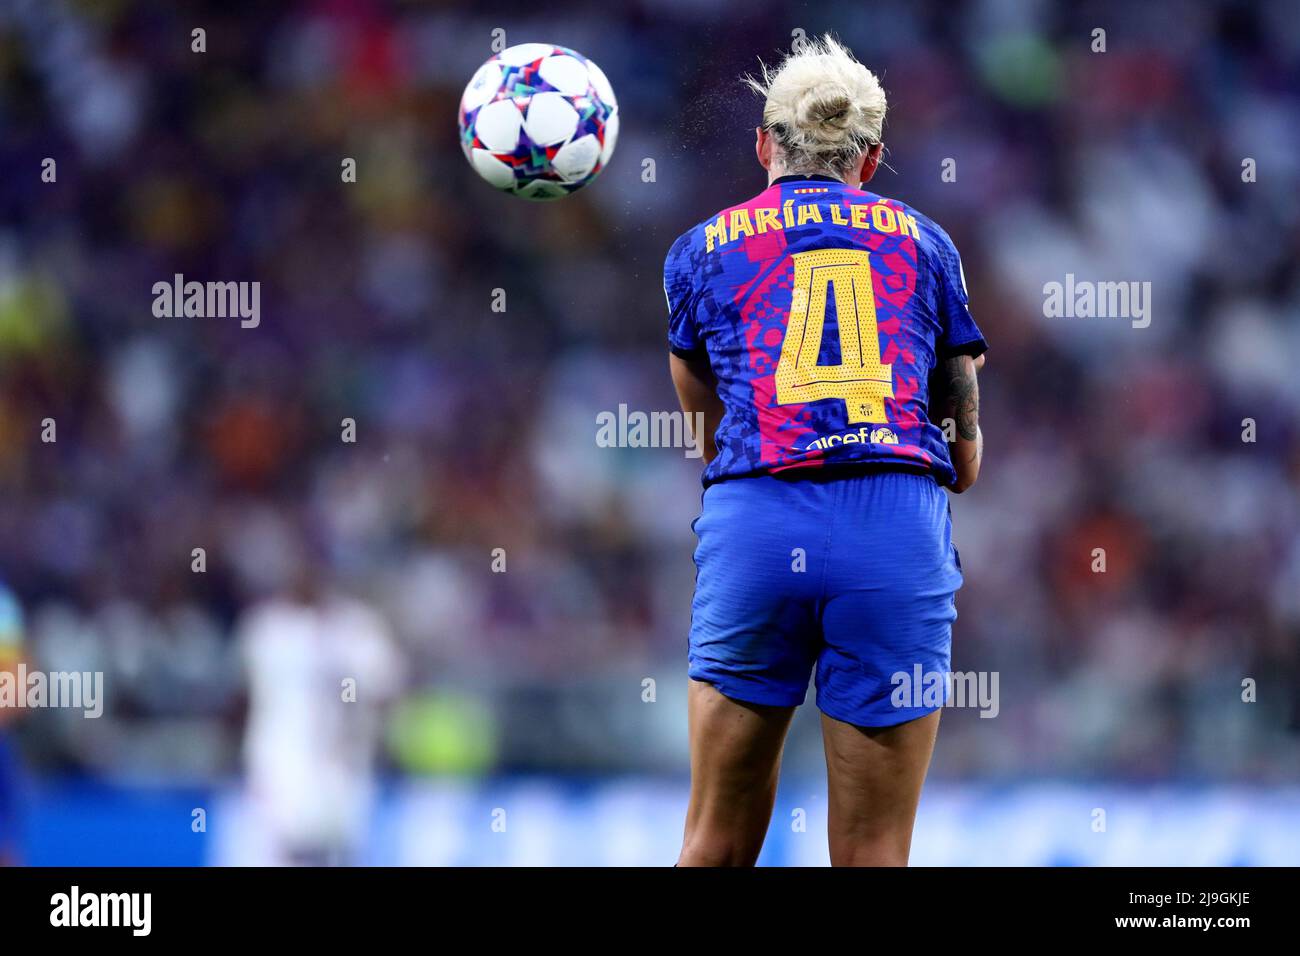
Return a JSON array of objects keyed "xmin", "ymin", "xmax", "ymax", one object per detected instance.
[{"xmin": 0, "ymin": 0, "xmax": 1297, "ymax": 790}]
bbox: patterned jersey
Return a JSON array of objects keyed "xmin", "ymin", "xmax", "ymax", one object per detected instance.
[{"xmin": 665, "ymin": 174, "xmax": 986, "ymax": 488}]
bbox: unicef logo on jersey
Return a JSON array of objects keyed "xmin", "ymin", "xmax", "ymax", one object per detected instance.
[{"xmin": 802, "ymin": 425, "xmax": 898, "ymax": 452}]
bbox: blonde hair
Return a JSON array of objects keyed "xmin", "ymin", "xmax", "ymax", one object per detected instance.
[{"xmin": 744, "ymin": 35, "xmax": 886, "ymax": 177}]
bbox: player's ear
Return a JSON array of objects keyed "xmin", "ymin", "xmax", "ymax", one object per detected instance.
[
  {"xmin": 857, "ymin": 142, "xmax": 884, "ymax": 185},
  {"xmin": 756, "ymin": 126, "xmax": 775, "ymax": 172}
]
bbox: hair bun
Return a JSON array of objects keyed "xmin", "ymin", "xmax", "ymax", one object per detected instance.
[
  {"xmin": 798, "ymin": 84, "xmax": 852, "ymax": 131},
  {"xmin": 743, "ymin": 35, "xmax": 886, "ymax": 175}
]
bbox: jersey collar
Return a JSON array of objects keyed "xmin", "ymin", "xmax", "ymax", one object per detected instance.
[{"xmin": 770, "ymin": 174, "xmax": 845, "ymax": 186}]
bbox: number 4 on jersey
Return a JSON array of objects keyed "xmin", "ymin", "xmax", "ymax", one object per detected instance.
[{"xmin": 774, "ymin": 248, "xmax": 893, "ymax": 424}]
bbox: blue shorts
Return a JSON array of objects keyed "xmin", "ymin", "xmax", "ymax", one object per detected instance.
[{"xmin": 688, "ymin": 469, "xmax": 963, "ymax": 727}]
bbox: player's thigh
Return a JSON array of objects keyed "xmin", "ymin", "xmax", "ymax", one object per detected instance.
[
  {"xmin": 820, "ymin": 709, "xmax": 940, "ymax": 859},
  {"xmin": 680, "ymin": 680, "xmax": 795, "ymax": 865},
  {"xmin": 686, "ymin": 678, "xmax": 794, "ymax": 797}
]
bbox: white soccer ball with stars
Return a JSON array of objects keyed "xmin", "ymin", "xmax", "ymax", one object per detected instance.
[{"xmin": 458, "ymin": 43, "xmax": 619, "ymax": 200}]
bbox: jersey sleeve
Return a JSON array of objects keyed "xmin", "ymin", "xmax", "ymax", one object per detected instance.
[
  {"xmin": 932, "ymin": 229, "xmax": 987, "ymax": 359},
  {"xmin": 664, "ymin": 229, "xmax": 704, "ymax": 359}
]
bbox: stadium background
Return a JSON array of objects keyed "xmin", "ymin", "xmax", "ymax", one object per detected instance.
[{"xmin": 1, "ymin": 0, "xmax": 1298, "ymax": 865}]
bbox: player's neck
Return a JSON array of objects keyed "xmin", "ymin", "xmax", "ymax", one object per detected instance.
[{"xmin": 767, "ymin": 169, "xmax": 855, "ymax": 187}]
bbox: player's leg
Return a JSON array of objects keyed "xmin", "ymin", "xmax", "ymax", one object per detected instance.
[
  {"xmin": 814, "ymin": 471, "xmax": 961, "ymax": 866},
  {"xmin": 680, "ymin": 476, "xmax": 825, "ymax": 866},
  {"xmin": 820, "ymin": 709, "xmax": 940, "ymax": 866},
  {"xmin": 677, "ymin": 678, "xmax": 795, "ymax": 866}
]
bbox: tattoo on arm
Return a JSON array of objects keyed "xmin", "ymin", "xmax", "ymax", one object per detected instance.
[{"xmin": 944, "ymin": 355, "xmax": 979, "ymax": 443}]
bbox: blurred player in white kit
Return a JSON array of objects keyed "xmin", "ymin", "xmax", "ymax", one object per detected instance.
[{"xmin": 237, "ymin": 566, "xmax": 403, "ymax": 866}]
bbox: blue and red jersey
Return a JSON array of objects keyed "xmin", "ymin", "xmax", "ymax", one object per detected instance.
[{"xmin": 665, "ymin": 174, "xmax": 986, "ymax": 488}]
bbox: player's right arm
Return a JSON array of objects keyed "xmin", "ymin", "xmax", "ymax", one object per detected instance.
[
  {"xmin": 669, "ymin": 352, "xmax": 723, "ymax": 464},
  {"xmin": 940, "ymin": 353, "xmax": 982, "ymax": 493},
  {"xmin": 664, "ymin": 228, "xmax": 722, "ymax": 463}
]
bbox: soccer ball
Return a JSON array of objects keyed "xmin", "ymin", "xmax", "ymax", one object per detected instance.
[{"xmin": 458, "ymin": 43, "xmax": 619, "ymax": 200}]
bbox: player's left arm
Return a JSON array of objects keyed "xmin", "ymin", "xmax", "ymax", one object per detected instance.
[
  {"xmin": 669, "ymin": 352, "xmax": 723, "ymax": 464},
  {"xmin": 940, "ymin": 352, "xmax": 983, "ymax": 493},
  {"xmin": 927, "ymin": 221, "xmax": 986, "ymax": 492}
]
